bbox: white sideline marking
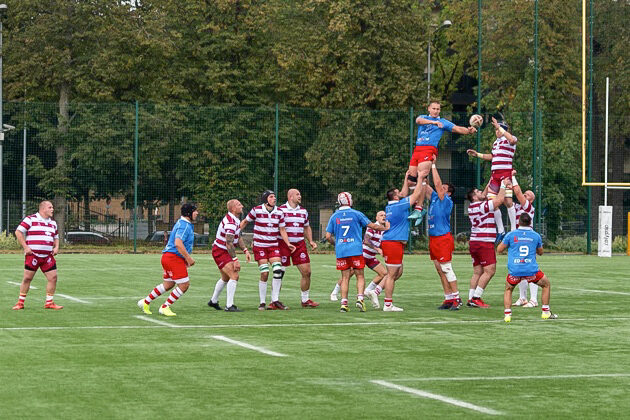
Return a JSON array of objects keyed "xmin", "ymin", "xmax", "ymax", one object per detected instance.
[
  {"xmin": 4, "ymin": 316, "xmax": 630, "ymax": 332},
  {"xmin": 56, "ymin": 294, "xmax": 92, "ymax": 304},
  {"xmin": 558, "ymin": 287, "xmax": 630, "ymax": 296},
  {"xmin": 371, "ymin": 380, "xmax": 503, "ymax": 416},
  {"xmin": 392, "ymin": 373, "xmax": 630, "ymax": 382},
  {"xmin": 134, "ymin": 315, "xmax": 180, "ymax": 328},
  {"xmin": 210, "ymin": 335, "xmax": 287, "ymax": 357},
  {"xmin": 7, "ymin": 281, "xmax": 37, "ymax": 289}
]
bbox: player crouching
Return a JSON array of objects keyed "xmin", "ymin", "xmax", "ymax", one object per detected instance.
[
  {"xmin": 138, "ymin": 203, "xmax": 198, "ymax": 317},
  {"xmin": 497, "ymin": 213, "xmax": 558, "ymax": 322}
]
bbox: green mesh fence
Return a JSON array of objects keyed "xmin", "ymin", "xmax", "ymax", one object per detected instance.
[{"xmin": 1, "ymin": 101, "xmax": 628, "ymax": 250}]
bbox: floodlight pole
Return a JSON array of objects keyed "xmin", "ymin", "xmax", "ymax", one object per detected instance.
[{"xmin": 0, "ymin": 9, "xmax": 4, "ymax": 233}]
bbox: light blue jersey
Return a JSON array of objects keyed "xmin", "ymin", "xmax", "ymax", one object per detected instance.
[
  {"xmin": 382, "ymin": 197, "xmax": 410, "ymax": 242},
  {"xmin": 163, "ymin": 217, "xmax": 195, "ymax": 258},
  {"xmin": 416, "ymin": 115, "xmax": 455, "ymax": 148},
  {"xmin": 326, "ymin": 207, "xmax": 370, "ymax": 258},
  {"xmin": 428, "ymin": 191, "xmax": 453, "ymax": 237},
  {"xmin": 502, "ymin": 227, "xmax": 543, "ymax": 276}
]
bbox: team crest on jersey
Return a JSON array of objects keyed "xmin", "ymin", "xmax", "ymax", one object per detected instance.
[
  {"xmin": 336, "ymin": 218, "xmax": 340, "ymax": 224},
  {"xmin": 514, "ymin": 237, "xmax": 519, "ymax": 243},
  {"xmin": 293, "ymin": 222, "xmax": 299, "ymax": 227},
  {"xmin": 267, "ymin": 223, "xmax": 273, "ymax": 227}
]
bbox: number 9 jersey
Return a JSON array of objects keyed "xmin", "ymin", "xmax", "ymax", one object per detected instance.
[{"xmin": 502, "ymin": 226, "xmax": 543, "ymax": 276}]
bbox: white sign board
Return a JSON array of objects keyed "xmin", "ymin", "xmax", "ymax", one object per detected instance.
[{"xmin": 598, "ymin": 206, "xmax": 613, "ymax": 257}]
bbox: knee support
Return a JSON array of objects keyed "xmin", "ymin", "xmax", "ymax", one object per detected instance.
[
  {"xmin": 259, "ymin": 263, "xmax": 269, "ymax": 274},
  {"xmin": 272, "ymin": 262, "xmax": 285, "ymax": 280},
  {"xmin": 407, "ymin": 174, "xmax": 418, "ymax": 183},
  {"xmin": 505, "ymin": 188, "xmax": 513, "ymax": 198},
  {"xmin": 440, "ymin": 262, "xmax": 457, "ymax": 282}
]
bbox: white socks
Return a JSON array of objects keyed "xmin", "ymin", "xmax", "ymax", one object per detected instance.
[
  {"xmin": 271, "ymin": 278, "xmax": 282, "ymax": 302},
  {"xmin": 211, "ymin": 279, "xmax": 226, "ymax": 303},
  {"xmin": 301, "ymin": 290, "xmax": 309, "ymax": 303},
  {"xmin": 529, "ymin": 282, "xmax": 539, "ymax": 303},
  {"xmin": 226, "ymin": 279, "xmax": 237, "ymax": 307},
  {"xmin": 508, "ymin": 205, "xmax": 517, "ymax": 231},
  {"xmin": 518, "ymin": 280, "xmax": 528, "ymax": 300},
  {"xmin": 259, "ymin": 281, "xmax": 268, "ymax": 304},
  {"xmin": 494, "ymin": 209, "xmax": 505, "ymax": 233}
]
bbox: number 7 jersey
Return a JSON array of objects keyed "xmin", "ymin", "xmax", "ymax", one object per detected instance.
[{"xmin": 325, "ymin": 206, "xmax": 370, "ymax": 258}]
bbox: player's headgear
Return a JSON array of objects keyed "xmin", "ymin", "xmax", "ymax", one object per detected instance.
[
  {"xmin": 181, "ymin": 203, "xmax": 197, "ymax": 218},
  {"xmin": 337, "ymin": 192, "xmax": 353, "ymax": 207},
  {"xmin": 498, "ymin": 121, "xmax": 509, "ymax": 132},
  {"xmin": 260, "ymin": 190, "xmax": 275, "ymax": 205}
]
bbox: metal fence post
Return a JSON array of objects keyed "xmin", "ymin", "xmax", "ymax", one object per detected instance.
[
  {"xmin": 133, "ymin": 100, "xmax": 138, "ymax": 253},
  {"xmin": 408, "ymin": 106, "xmax": 414, "ymax": 252},
  {"xmin": 476, "ymin": 0, "xmax": 482, "ymax": 188},
  {"xmin": 274, "ymin": 103, "xmax": 279, "ymax": 195}
]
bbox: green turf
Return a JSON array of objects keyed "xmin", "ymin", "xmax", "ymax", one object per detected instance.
[{"xmin": 1, "ymin": 253, "xmax": 629, "ymax": 418}]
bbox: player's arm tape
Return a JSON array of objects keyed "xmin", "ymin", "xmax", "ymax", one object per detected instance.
[{"xmin": 476, "ymin": 152, "xmax": 483, "ymax": 158}]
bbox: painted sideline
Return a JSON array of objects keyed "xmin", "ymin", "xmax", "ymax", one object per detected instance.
[{"xmin": 209, "ymin": 335, "xmax": 287, "ymax": 357}]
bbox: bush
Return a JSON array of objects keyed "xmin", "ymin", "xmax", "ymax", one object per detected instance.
[{"xmin": 0, "ymin": 232, "xmax": 20, "ymax": 250}]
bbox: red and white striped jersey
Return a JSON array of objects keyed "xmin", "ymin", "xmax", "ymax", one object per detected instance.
[
  {"xmin": 16, "ymin": 213, "xmax": 59, "ymax": 258},
  {"xmin": 515, "ymin": 200, "xmax": 535, "ymax": 229},
  {"xmin": 213, "ymin": 212, "xmax": 241, "ymax": 250},
  {"xmin": 362, "ymin": 226, "xmax": 383, "ymax": 259},
  {"xmin": 245, "ymin": 205, "xmax": 286, "ymax": 247},
  {"xmin": 277, "ymin": 202, "xmax": 309, "ymax": 243},
  {"xmin": 491, "ymin": 135, "xmax": 518, "ymax": 171},
  {"xmin": 468, "ymin": 200, "xmax": 497, "ymax": 243}
]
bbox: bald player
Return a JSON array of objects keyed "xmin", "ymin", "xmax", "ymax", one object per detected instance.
[
  {"xmin": 12, "ymin": 200, "xmax": 63, "ymax": 310},
  {"xmin": 208, "ymin": 199, "xmax": 251, "ymax": 312}
]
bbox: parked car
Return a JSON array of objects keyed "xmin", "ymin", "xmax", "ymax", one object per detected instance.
[
  {"xmin": 66, "ymin": 231, "xmax": 110, "ymax": 245},
  {"xmin": 145, "ymin": 230, "xmax": 209, "ymax": 247}
]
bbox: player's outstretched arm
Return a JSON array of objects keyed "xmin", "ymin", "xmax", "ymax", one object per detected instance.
[
  {"xmin": 497, "ymin": 242, "xmax": 508, "ymax": 253},
  {"xmin": 325, "ymin": 232, "xmax": 335, "ymax": 246},
  {"xmin": 399, "ymin": 171, "xmax": 411, "ymax": 198},
  {"xmin": 452, "ymin": 125, "xmax": 477, "ymax": 135},
  {"xmin": 367, "ymin": 221, "xmax": 389, "ymax": 232},
  {"xmin": 409, "ymin": 181, "xmax": 426, "ymax": 207},
  {"xmin": 431, "ymin": 157, "xmax": 444, "ymax": 200},
  {"xmin": 511, "ymin": 173, "xmax": 528, "ymax": 207},
  {"xmin": 491, "ymin": 179, "xmax": 510, "ymax": 209},
  {"xmin": 239, "ymin": 219, "xmax": 248, "ymax": 230},
  {"xmin": 416, "ymin": 116, "xmax": 443, "ymax": 128},
  {"xmin": 466, "ymin": 149, "xmax": 492, "ymax": 161},
  {"xmin": 492, "ymin": 117, "xmax": 517, "ymax": 145}
]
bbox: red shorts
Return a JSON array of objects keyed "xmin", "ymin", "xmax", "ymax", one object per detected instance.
[
  {"xmin": 489, "ymin": 169, "xmax": 513, "ymax": 193},
  {"xmin": 336, "ymin": 255, "xmax": 365, "ymax": 270},
  {"xmin": 429, "ymin": 233, "xmax": 454, "ymax": 262},
  {"xmin": 279, "ymin": 240, "xmax": 310, "ymax": 267},
  {"xmin": 253, "ymin": 245, "xmax": 281, "ymax": 262},
  {"xmin": 506, "ymin": 271, "xmax": 545, "ymax": 286},
  {"xmin": 469, "ymin": 241, "xmax": 496, "ymax": 267},
  {"xmin": 161, "ymin": 252, "xmax": 189, "ymax": 282},
  {"xmin": 364, "ymin": 257, "xmax": 380, "ymax": 270},
  {"xmin": 212, "ymin": 245, "xmax": 235, "ymax": 270},
  {"xmin": 25, "ymin": 254, "xmax": 57, "ymax": 273},
  {"xmin": 381, "ymin": 240, "xmax": 405, "ymax": 266},
  {"xmin": 409, "ymin": 146, "xmax": 438, "ymax": 168}
]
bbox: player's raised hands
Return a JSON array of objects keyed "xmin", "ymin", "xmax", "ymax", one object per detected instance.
[
  {"xmin": 467, "ymin": 126, "xmax": 477, "ymax": 134},
  {"xmin": 512, "ymin": 170, "xmax": 517, "ymax": 176}
]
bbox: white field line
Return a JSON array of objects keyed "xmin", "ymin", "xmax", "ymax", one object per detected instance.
[
  {"xmin": 56, "ymin": 294, "xmax": 92, "ymax": 304},
  {"xmin": 557, "ymin": 287, "xmax": 630, "ymax": 296},
  {"xmin": 2, "ymin": 316, "xmax": 630, "ymax": 332},
  {"xmin": 134, "ymin": 315, "xmax": 181, "ymax": 327},
  {"xmin": 7, "ymin": 281, "xmax": 37, "ymax": 289},
  {"xmin": 209, "ymin": 335, "xmax": 287, "ymax": 357},
  {"xmin": 391, "ymin": 373, "xmax": 630, "ymax": 382},
  {"xmin": 371, "ymin": 380, "xmax": 503, "ymax": 416}
]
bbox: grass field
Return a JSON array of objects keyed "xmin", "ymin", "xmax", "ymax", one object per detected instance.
[{"xmin": 1, "ymin": 252, "xmax": 630, "ymax": 419}]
